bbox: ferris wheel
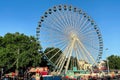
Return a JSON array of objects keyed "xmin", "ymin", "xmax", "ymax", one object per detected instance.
[{"xmin": 36, "ymin": 5, "xmax": 103, "ymax": 74}]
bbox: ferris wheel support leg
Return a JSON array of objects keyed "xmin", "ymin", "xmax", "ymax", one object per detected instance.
[
  {"xmin": 56, "ymin": 49, "xmax": 70, "ymax": 73},
  {"xmin": 90, "ymin": 65, "xmax": 94, "ymax": 74},
  {"xmin": 65, "ymin": 39, "xmax": 75, "ymax": 73},
  {"xmin": 55, "ymin": 55, "xmax": 65, "ymax": 72},
  {"xmin": 57, "ymin": 57, "xmax": 67, "ymax": 74},
  {"xmin": 57, "ymin": 55, "xmax": 69, "ymax": 74},
  {"xmin": 57, "ymin": 43, "xmax": 72, "ymax": 74},
  {"xmin": 56, "ymin": 56, "xmax": 66, "ymax": 72}
]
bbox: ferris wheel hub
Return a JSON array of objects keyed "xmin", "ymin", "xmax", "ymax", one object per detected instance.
[{"xmin": 70, "ymin": 33, "xmax": 78, "ymax": 40}]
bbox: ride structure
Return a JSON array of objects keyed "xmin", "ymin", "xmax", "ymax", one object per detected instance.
[{"xmin": 36, "ymin": 5, "xmax": 103, "ymax": 75}]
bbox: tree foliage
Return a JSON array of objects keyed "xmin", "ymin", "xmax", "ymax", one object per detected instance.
[
  {"xmin": 0, "ymin": 32, "xmax": 42, "ymax": 71},
  {"xmin": 107, "ymin": 55, "xmax": 120, "ymax": 69}
]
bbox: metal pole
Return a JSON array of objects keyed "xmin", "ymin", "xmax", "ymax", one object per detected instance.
[
  {"xmin": 107, "ymin": 59, "xmax": 110, "ymax": 74},
  {"xmin": 1, "ymin": 68, "xmax": 3, "ymax": 79},
  {"xmin": 16, "ymin": 48, "xmax": 19, "ymax": 80}
]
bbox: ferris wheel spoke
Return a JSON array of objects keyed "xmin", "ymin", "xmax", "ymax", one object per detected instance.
[
  {"xmin": 56, "ymin": 10, "xmax": 69, "ymax": 29},
  {"xmin": 77, "ymin": 20, "xmax": 90, "ymax": 34},
  {"xmin": 80, "ymin": 21, "xmax": 91, "ymax": 33},
  {"xmin": 81, "ymin": 36, "xmax": 98, "ymax": 45},
  {"xmin": 77, "ymin": 39, "xmax": 96, "ymax": 64},
  {"xmin": 80, "ymin": 18, "xmax": 88, "ymax": 30},
  {"xmin": 57, "ymin": 10, "xmax": 73, "ymax": 34},
  {"xmin": 60, "ymin": 8, "xmax": 75, "ymax": 28},
  {"xmin": 75, "ymin": 44, "xmax": 83, "ymax": 61},
  {"xmin": 46, "ymin": 13, "xmax": 68, "ymax": 33},
  {"xmin": 43, "ymin": 19, "xmax": 65, "ymax": 34},
  {"xmin": 48, "ymin": 9, "xmax": 67, "ymax": 30},
  {"xmin": 79, "ymin": 17, "xmax": 87, "ymax": 30},
  {"xmin": 74, "ymin": 44, "xmax": 81, "ymax": 61},
  {"xmin": 77, "ymin": 42, "xmax": 89, "ymax": 62},
  {"xmin": 52, "ymin": 13, "xmax": 68, "ymax": 31},
  {"xmin": 42, "ymin": 25, "xmax": 62, "ymax": 35},
  {"xmin": 79, "ymin": 38, "xmax": 99, "ymax": 52},
  {"xmin": 70, "ymin": 12, "xmax": 76, "ymax": 29},
  {"xmin": 80, "ymin": 51, "xmax": 92, "ymax": 64},
  {"xmin": 62, "ymin": 11, "xmax": 70, "ymax": 27},
  {"xmin": 41, "ymin": 37, "xmax": 68, "ymax": 45},
  {"xmin": 74, "ymin": 12, "xmax": 81, "ymax": 30},
  {"xmin": 80, "ymin": 25, "xmax": 94, "ymax": 35},
  {"xmin": 78, "ymin": 17, "xmax": 87, "ymax": 29},
  {"xmin": 44, "ymin": 37, "xmax": 68, "ymax": 49},
  {"xmin": 71, "ymin": 12, "xmax": 78, "ymax": 30},
  {"xmin": 66, "ymin": 8, "xmax": 73, "ymax": 28},
  {"xmin": 65, "ymin": 11, "xmax": 74, "ymax": 31},
  {"xmin": 41, "ymin": 31, "xmax": 67, "ymax": 40},
  {"xmin": 41, "ymin": 31, "xmax": 67, "ymax": 42},
  {"xmin": 72, "ymin": 8, "xmax": 80, "ymax": 30},
  {"xmin": 49, "ymin": 41, "xmax": 68, "ymax": 61},
  {"xmin": 75, "ymin": 12, "xmax": 83, "ymax": 28},
  {"xmin": 41, "ymin": 40, "xmax": 67, "ymax": 48},
  {"xmin": 66, "ymin": 10, "xmax": 72, "ymax": 28},
  {"xmin": 84, "ymin": 45, "xmax": 99, "ymax": 55},
  {"xmin": 80, "ymin": 30, "xmax": 97, "ymax": 39},
  {"xmin": 43, "ymin": 40, "xmax": 68, "ymax": 52},
  {"xmin": 77, "ymin": 40, "xmax": 92, "ymax": 62},
  {"xmin": 83, "ymin": 42, "xmax": 99, "ymax": 52},
  {"xmin": 81, "ymin": 29, "xmax": 96, "ymax": 38},
  {"xmin": 45, "ymin": 40, "xmax": 66, "ymax": 52}
]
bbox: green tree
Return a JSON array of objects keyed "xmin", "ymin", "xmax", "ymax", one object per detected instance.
[
  {"xmin": 0, "ymin": 32, "xmax": 42, "ymax": 72},
  {"xmin": 107, "ymin": 55, "xmax": 120, "ymax": 70}
]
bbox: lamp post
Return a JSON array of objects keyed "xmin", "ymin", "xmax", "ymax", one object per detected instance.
[
  {"xmin": 17, "ymin": 48, "xmax": 19, "ymax": 71},
  {"xmin": 105, "ymin": 48, "xmax": 110, "ymax": 74}
]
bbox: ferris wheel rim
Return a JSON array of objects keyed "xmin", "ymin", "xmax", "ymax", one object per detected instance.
[{"xmin": 36, "ymin": 4, "xmax": 103, "ymax": 72}]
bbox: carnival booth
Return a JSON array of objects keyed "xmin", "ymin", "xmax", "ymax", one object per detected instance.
[{"xmin": 28, "ymin": 67, "xmax": 48, "ymax": 80}]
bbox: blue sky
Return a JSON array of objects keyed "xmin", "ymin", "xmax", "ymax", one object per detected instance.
[{"xmin": 0, "ymin": 0, "xmax": 120, "ymax": 60}]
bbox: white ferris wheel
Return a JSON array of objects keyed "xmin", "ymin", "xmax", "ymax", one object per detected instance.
[{"xmin": 36, "ymin": 5, "xmax": 103, "ymax": 74}]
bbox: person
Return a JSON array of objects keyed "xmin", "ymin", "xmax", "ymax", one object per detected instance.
[
  {"xmin": 3, "ymin": 76, "xmax": 8, "ymax": 80},
  {"xmin": 40, "ymin": 75, "xmax": 43, "ymax": 80},
  {"xmin": 31, "ymin": 75, "xmax": 35, "ymax": 80},
  {"xmin": 35, "ymin": 73, "xmax": 40, "ymax": 80}
]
